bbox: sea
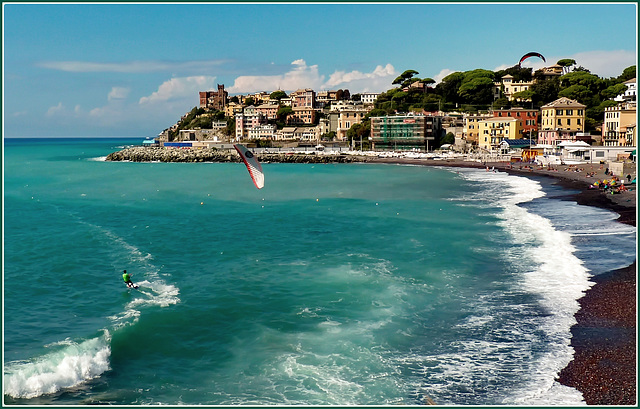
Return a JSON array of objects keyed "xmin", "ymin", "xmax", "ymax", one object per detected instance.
[{"xmin": 3, "ymin": 137, "xmax": 637, "ymax": 406}]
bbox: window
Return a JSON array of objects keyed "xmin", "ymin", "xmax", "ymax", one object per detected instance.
[
  {"xmin": 558, "ymin": 119, "xmax": 562, "ymax": 126},
  {"xmin": 566, "ymin": 109, "xmax": 573, "ymax": 115},
  {"xmin": 567, "ymin": 118, "xmax": 571, "ymax": 125},
  {"xmin": 556, "ymin": 109, "xmax": 563, "ymax": 115}
]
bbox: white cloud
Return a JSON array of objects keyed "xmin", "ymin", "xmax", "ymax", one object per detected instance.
[
  {"xmin": 139, "ymin": 76, "xmax": 217, "ymax": 104},
  {"xmin": 108, "ymin": 87, "xmax": 130, "ymax": 101},
  {"xmin": 228, "ymin": 59, "xmax": 324, "ymax": 93},
  {"xmin": 567, "ymin": 50, "xmax": 635, "ymax": 78},
  {"xmin": 46, "ymin": 102, "xmax": 64, "ymax": 117},
  {"xmin": 38, "ymin": 59, "xmax": 228, "ymax": 74},
  {"xmin": 229, "ymin": 60, "xmax": 399, "ymax": 94},
  {"xmin": 323, "ymin": 64, "xmax": 397, "ymax": 91}
]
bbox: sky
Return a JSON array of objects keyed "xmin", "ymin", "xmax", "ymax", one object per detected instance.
[{"xmin": 2, "ymin": 2, "xmax": 637, "ymax": 137}]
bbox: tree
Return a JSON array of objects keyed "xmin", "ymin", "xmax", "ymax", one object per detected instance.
[
  {"xmin": 495, "ymin": 65, "xmax": 532, "ymax": 82},
  {"xmin": 244, "ymin": 97, "xmax": 256, "ymax": 106},
  {"xmin": 492, "ymin": 96, "xmax": 511, "ymax": 110},
  {"xmin": 530, "ymin": 75, "xmax": 560, "ymax": 107},
  {"xmin": 600, "ymin": 83, "xmax": 627, "ymax": 100},
  {"xmin": 511, "ymin": 90, "xmax": 534, "ymax": 106},
  {"xmin": 441, "ymin": 132, "xmax": 455, "ymax": 146},
  {"xmin": 458, "ymin": 70, "xmax": 495, "ymax": 105},
  {"xmin": 435, "ymin": 71, "xmax": 465, "ymax": 105},
  {"xmin": 335, "ymin": 89, "xmax": 351, "ymax": 100},
  {"xmin": 618, "ymin": 65, "xmax": 636, "ymax": 82},
  {"xmin": 558, "ymin": 84, "xmax": 591, "ymax": 103},
  {"xmin": 557, "ymin": 59, "xmax": 577, "ymax": 74},
  {"xmin": 392, "ymin": 70, "xmax": 420, "ymax": 88},
  {"xmin": 346, "ymin": 122, "xmax": 370, "ymax": 149},
  {"xmin": 270, "ymin": 90, "xmax": 287, "ymax": 101},
  {"xmin": 276, "ymin": 106, "xmax": 293, "ymax": 123}
]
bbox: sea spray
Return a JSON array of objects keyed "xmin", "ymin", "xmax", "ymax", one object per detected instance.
[{"xmin": 4, "ymin": 332, "xmax": 111, "ymax": 399}]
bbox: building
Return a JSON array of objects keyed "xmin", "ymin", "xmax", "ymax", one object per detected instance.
[
  {"xmin": 493, "ymin": 75, "xmax": 533, "ymax": 101},
  {"xmin": 492, "ymin": 107, "xmax": 539, "ymax": 137},
  {"xmin": 224, "ymin": 101, "xmax": 243, "ymax": 118},
  {"xmin": 537, "ymin": 97, "xmax": 587, "ymax": 145},
  {"xmin": 235, "ymin": 112, "xmax": 268, "ymax": 139},
  {"xmin": 498, "ymin": 138, "xmax": 537, "ymax": 155},
  {"xmin": 178, "ymin": 129, "xmax": 221, "ymax": 142},
  {"xmin": 290, "ymin": 88, "xmax": 316, "ymax": 109},
  {"xmin": 614, "ymin": 78, "xmax": 637, "ymax": 102},
  {"xmin": 477, "ymin": 117, "xmax": 523, "ymax": 151},
  {"xmin": 463, "ymin": 113, "xmax": 492, "ymax": 147},
  {"xmin": 199, "ymin": 84, "xmax": 228, "ymax": 111},
  {"xmin": 276, "ymin": 127, "xmax": 297, "ymax": 141},
  {"xmin": 535, "ymin": 64, "xmax": 564, "ymax": 80},
  {"xmin": 255, "ymin": 103, "xmax": 279, "ymax": 120},
  {"xmin": 603, "ymin": 102, "xmax": 636, "ymax": 146},
  {"xmin": 287, "ymin": 107, "xmax": 316, "ymax": 125},
  {"xmin": 360, "ymin": 92, "xmax": 380, "ymax": 105},
  {"xmin": 370, "ymin": 114, "xmax": 443, "ymax": 151},
  {"xmin": 316, "ymin": 90, "xmax": 338, "ymax": 107},
  {"xmin": 247, "ymin": 124, "xmax": 277, "ymax": 140},
  {"xmin": 336, "ymin": 108, "xmax": 368, "ymax": 140}
]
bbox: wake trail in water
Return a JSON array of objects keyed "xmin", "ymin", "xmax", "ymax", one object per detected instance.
[{"xmin": 3, "ymin": 219, "xmax": 180, "ymax": 400}]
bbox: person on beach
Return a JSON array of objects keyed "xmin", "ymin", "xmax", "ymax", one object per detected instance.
[
  {"xmin": 123, "ymin": 270, "xmax": 135, "ymax": 288},
  {"xmin": 627, "ymin": 174, "xmax": 632, "ymax": 183}
]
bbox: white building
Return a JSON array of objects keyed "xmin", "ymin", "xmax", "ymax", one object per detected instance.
[
  {"xmin": 614, "ymin": 78, "xmax": 637, "ymax": 102},
  {"xmin": 360, "ymin": 92, "xmax": 380, "ymax": 105},
  {"xmin": 247, "ymin": 124, "xmax": 277, "ymax": 140}
]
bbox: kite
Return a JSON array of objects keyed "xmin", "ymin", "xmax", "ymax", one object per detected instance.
[
  {"xmin": 233, "ymin": 144, "xmax": 264, "ymax": 189},
  {"xmin": 518, "ymin": 52, "xmax": 546, "ymax": 67}
]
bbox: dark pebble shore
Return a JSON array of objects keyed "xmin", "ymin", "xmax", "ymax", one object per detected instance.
[{"xmin": 109, "ymin": 147, "xmax": 636, "ymax": 404}]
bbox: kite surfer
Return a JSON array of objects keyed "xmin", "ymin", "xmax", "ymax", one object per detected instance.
[{"xmin": 123, "ymin": 269, "xmax": 136, "ymax": 288}]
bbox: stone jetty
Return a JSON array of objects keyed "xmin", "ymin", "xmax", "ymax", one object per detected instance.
[{"xmin": 105, "ymin": 146, "xmax": 372, "ymax": 164}]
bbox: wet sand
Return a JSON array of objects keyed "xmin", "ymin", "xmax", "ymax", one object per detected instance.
[{"xmin": 371, "ymin": 157, "xmax": 637, "ymax": 405}]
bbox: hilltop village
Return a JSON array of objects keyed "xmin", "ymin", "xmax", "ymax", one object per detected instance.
[{"xmin": 149, "ymin": 61, "xmax": 636, "ymax": 163}]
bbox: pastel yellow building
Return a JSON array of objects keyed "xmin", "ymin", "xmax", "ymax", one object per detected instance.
[
  {"xmin": 463, "ymin": 113, "xmax": 492, "ymax": 146},
  {"xmin": 224, "ymin": 101, "xmax": 244, "ymax": 118},
  {"xmin": 477, "ymin": 117, "xmax": 523, "ymax": 151},
  {"xmin": 538, "ymin": 97, "xmax": 586, "ymax": 145},
  {"xmin": 493, "ymin": 75, "xmax": 533, "ymax": 102},
  {"xmin": 603, "ymin": 102, "xmax": 636, "ymax": 146}
]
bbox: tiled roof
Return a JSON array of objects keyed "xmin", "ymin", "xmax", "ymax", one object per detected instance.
[{"xmin": 541, "ymin": 97, "xmax": 586, "ymax": 109}]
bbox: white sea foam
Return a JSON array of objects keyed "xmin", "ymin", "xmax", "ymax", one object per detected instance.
[
  {"xmin": 458, "ymin": 169, "xmax": 590, "ymax": 405},
  {"xmin": 3, "ymin": 331, "xmax": 111, "ymax": 399}
]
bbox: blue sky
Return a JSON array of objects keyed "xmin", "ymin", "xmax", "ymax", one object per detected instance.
[{"xmin": 3, "ymin": 2, "xmax": 637, "ymax": 137}]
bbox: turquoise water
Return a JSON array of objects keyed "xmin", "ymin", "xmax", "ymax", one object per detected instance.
[{"xmin": 3, "ymin": 138, "xmax": 636, "ymax": 405}]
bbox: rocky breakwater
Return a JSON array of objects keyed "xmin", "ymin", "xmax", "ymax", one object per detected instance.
[{"xmin": 105, "ymin": 146, "xmax": 371, "ymax": 164}]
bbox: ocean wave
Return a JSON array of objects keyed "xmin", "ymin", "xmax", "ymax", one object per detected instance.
[{"xmin": 4, "ymin": 331, "xmax": 111, "ymax": 399}]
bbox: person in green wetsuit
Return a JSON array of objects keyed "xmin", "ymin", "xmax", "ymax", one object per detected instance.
[{"xmin": 123, "ymin": 270, "xmax": 135, "ymax": 288}]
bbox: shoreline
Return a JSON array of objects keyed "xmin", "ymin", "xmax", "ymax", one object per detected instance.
[{"xmin": 371, "ymin": 157, "xmax": 636, "ymax": 405}]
